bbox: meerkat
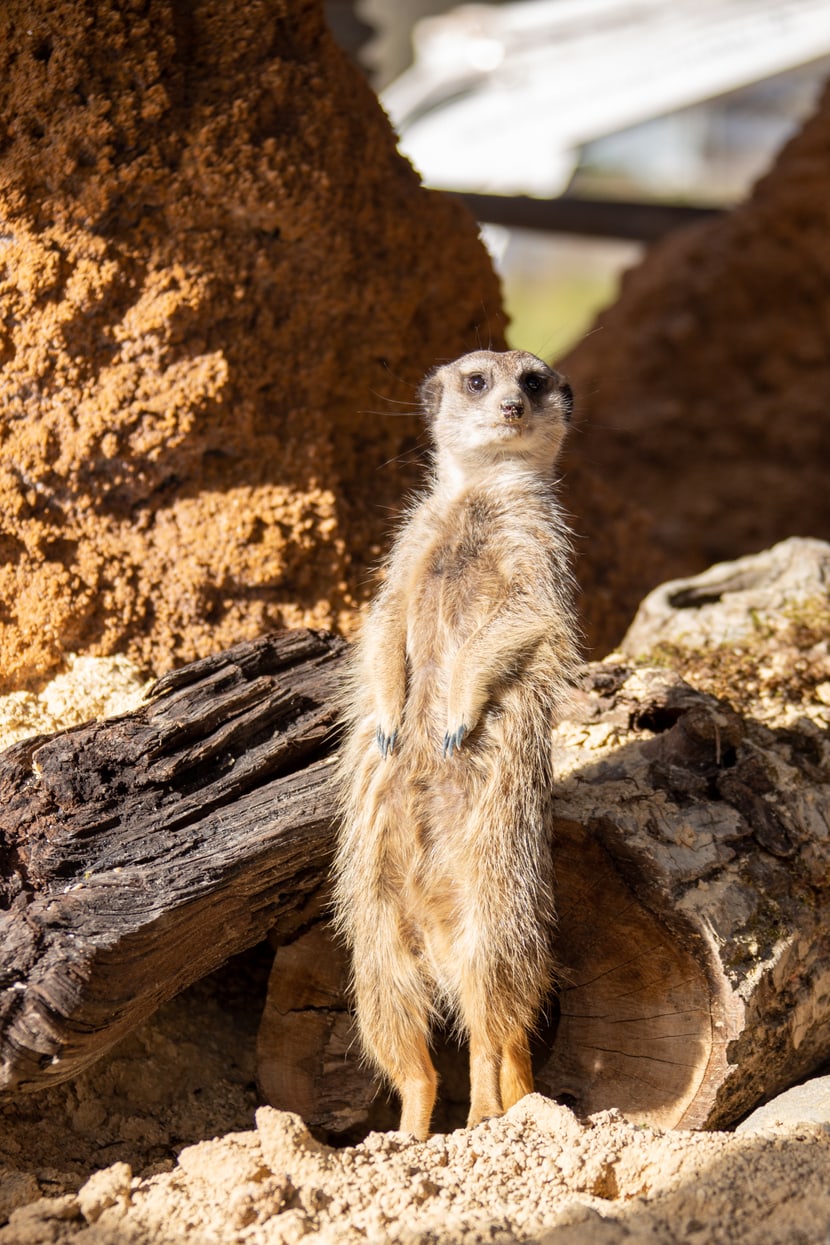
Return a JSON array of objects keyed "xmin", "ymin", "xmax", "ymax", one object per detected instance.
[{"xmin": 334, "ymin": 349, "xmax": 579, "ymax": 1141}]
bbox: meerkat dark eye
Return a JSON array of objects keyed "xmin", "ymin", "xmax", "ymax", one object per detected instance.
[
  {"xmin": 522, "ymin": 372, "xmax": 547, "ymax": 395},
  {"xmin": 466, "ymin": 374, "xmax": 487, "ymax": 394}
]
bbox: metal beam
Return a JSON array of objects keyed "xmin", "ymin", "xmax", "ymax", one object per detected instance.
[{"xmin": 456, "ymin": 192, "xmax": 723, "ymax": 242}]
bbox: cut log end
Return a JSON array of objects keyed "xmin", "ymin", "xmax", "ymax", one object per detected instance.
[{"xmin": 540, "ymin": 816, "xmax": 724, "ymax": 1129}]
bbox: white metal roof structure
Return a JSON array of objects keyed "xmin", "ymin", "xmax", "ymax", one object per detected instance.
[{"xmin": 382, "ymin": 0, "xmax": 830, "ymax": 196}]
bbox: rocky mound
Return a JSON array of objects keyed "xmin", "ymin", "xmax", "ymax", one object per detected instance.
[
  {"xmin": 561, "ymin": 80, "xmax": 830, "ymax": 653},
  {"xmin": 6, "ymin": 7, "xmax": 829, "ymax": 684},
  {"xmin": 0, "ymin": 0, "xmax": 503, "ymax": 693}
]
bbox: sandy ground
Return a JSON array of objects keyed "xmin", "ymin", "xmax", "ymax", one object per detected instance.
[
  {"xmin": 2, "ymin": 662, "xmax": 830, "ymax": 1244},
  {"xmin": 1, "ymin": 945, "xmax": 829, "ymax": 1245},
  {"xmin": 1, "ymin": 964, "xmax": 829, "ymax": 1245}
]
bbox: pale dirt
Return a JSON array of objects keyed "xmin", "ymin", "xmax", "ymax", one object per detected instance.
[
  {"xmin": 2, "ymin": 996, "xmax": 830, "ymax": 1245},
  {"xmin": 0, "ymin": 654, "xmax": 150, "ymax": 752}
]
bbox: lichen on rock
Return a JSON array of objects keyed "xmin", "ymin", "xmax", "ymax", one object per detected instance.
[{"xmin": 619, "ymin": 536, "xmax": 830, "ymax": 726}]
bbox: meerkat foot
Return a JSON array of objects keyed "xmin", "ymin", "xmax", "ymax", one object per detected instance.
[{"xmin": 466, "ymin": 1108, "xmax": 501, "ymax": 1129}]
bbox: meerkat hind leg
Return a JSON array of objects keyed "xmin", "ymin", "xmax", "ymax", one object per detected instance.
[
  {"xmin": 355, "ymin": 939, "xmax": 438, "ymax": 1141},
  {"xmin": 396, "ymin": 1033, "xmax": 439, "ymax": 1140},
  {"xmin": 467, "ymin": 1032, "xmax": 503, "ymax": 1128},
  {"xmin": 462, "ymin": 971, "xmax": 534, "ymax": 1125},
  {"xmin": 499, "ymin": 1029, "xmax": 534, "ymax": 1111}
]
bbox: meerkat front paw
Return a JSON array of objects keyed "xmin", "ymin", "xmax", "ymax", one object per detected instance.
[
  {"xmin": 374, "ymin": 688, "xmax": 404, "ymax": 758},
  {"xmin": 376, "ymin": 724, "xmax": 399, "ymax": 758},
  {"xmin": 442, "ymin": 723, "xmax": 468, "ymax": 758}
]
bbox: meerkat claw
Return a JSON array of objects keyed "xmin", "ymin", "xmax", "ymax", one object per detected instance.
[
  {"xmin": 442, "ymin": 724, "xmax": 468, "ymax": 758},
  {"xmin": 377, "ymin": 726, "xmax": 398, "ymax": 758}
]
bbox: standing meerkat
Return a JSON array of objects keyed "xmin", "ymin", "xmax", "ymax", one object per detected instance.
[{"xmin": 334, "ymin": 349, "xmax": 579, "ymax": 1140}]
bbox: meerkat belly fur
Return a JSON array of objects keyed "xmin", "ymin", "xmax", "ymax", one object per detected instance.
[{"xmin": 334, "ymin": 349, "xmax": 579, "ymax": 1140}]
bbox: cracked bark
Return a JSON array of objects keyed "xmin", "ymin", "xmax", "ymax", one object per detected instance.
[{"xmin": 0, "ymin": 629, "xmax": 345, "ymax": 1092}]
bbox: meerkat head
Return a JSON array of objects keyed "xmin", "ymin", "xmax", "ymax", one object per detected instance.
[{"xmin": 418, "ymin": 349, "xmax": 573, "ymax": 479}]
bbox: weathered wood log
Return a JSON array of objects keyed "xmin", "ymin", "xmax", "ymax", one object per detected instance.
[
  {"xmin": 3, "ymin": 542, "xmax": 830, "ymax": 1136},
  {"xmin": 0, "ymin": 629, "xmax": 347, "ymax": 1092}
]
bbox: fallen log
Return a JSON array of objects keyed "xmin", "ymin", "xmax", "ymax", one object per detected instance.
[
  {"xmin": 3, "ymin": 541, "xmax": 830, "ymax": 1135},
  {"xmin": 0, "ymin": 629, "xmax": 346, "ymax": 1092}
]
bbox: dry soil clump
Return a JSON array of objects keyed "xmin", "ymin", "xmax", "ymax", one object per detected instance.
[{"xmin": 2, "ymin": 1082, "xmax": 830, "ymax": 1244}]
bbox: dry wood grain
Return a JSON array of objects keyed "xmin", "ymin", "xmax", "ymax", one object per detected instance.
[{"xmin": 0, "ymin": 630, "xmax": 346, "ymax": 1092}]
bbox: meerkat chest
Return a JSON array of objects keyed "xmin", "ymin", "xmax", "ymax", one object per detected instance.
[
  {"xmin": 406, "ymin": 500, "xmax": 510, "ymax": 643},
  {"xmin": 424, "ymin": 529, "xmax": 490, "ymax": 585}
]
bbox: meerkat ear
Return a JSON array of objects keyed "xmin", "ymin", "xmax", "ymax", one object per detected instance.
[
  {"xmin": 418, "ymin": 368, "xmax": 444, "ymax": 421},
  {"xmin": 559, "ymin": 381, "xmax": 574, "ymax": 423}
]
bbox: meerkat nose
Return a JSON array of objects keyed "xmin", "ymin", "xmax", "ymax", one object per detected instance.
[{"xmin": 500, "ymin": 398, "xmax": 524, "ymax": 421}]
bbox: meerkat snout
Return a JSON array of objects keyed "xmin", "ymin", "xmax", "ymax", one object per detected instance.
[{"xmin": 500, "ymin": 397, "xmax": 524, "ymax": 422}]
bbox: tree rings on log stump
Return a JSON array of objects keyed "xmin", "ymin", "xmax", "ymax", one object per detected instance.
[{"xmin": 540, "ymin": 817, "xmax": 722, "ymax": 1129}]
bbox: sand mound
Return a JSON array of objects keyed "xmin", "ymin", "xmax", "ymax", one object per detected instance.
[{"xmin": 3, "ymin": 1018, "xmax": 829, "ymax": 1245}]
